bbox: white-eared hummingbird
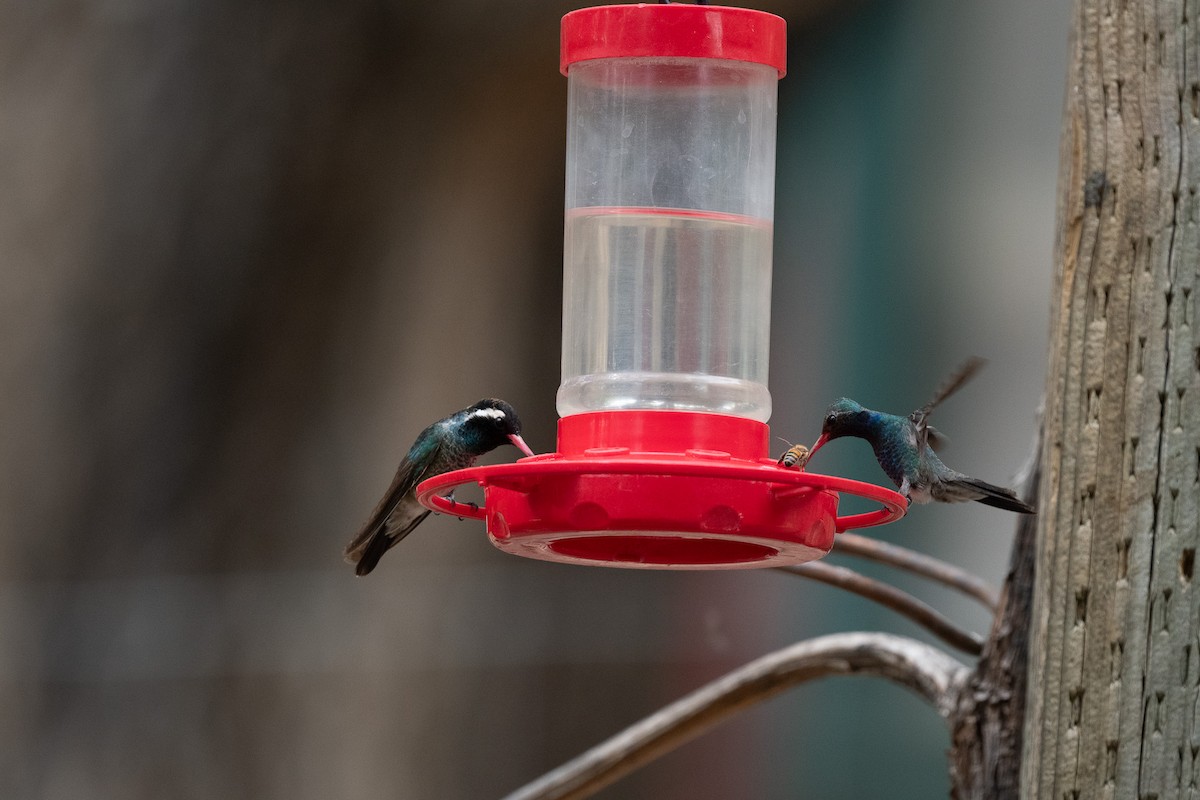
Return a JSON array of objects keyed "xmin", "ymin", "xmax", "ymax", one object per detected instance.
[
  {"xmin": 807, "ymin": 358, "xmax": 1035, "ymax": 514},
  {"xmin": 344, "ymin": 398, "xmax": 535, "ymax": 575}
]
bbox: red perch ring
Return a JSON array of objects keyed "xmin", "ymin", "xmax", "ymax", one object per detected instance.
[{"xmin": 416, "ymin": 411, "xmax": 907, "ymax": 570}]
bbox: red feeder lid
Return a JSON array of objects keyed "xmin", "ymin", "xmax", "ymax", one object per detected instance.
[
  {"xmin": 560, "ymin": 4, "xmax": 787, "ymax": 77},
  {"xmin": 416, "ymin": 411, "xmax": 906, "ymax": 570}
]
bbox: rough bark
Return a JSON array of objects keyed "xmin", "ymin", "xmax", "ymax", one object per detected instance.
[
  {"xmin": 1021, "ymin": 0, "xmax": 1200, "ymax": 797},
  {"xmin": 948, "ymin": 461, "xmax": 1039, "ymax": 799}
]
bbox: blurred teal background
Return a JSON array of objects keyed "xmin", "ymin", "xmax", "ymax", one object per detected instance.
[{"xmin": 0, "ymin": 0, "xmax": 1065, "ymax": 797}]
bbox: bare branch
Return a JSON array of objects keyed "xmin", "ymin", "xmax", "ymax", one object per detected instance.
[
  {"xmin": 834, "ymin": 532, "xmax": 999, "ymax": 611},
  {"xmin": 502, "ymin": 633, "xmax": 968, "ymax": 800},
  {"xmin": 777, "ymin": 562, "xmax": 985, "ymax": 656}
]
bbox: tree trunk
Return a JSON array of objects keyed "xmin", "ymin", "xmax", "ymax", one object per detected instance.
[
  {"xmin": 1022, "ymin": 0, "xmax": 1200, "ymax": 797},
  {"xmin": 948, "ymin": 476, "xmax": 1038, "ymax": 799}
]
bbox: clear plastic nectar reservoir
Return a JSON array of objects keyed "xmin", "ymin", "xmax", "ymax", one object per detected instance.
[{"xmin": 557, "ymin": 8, "xmax": 784, "ymax": 422}]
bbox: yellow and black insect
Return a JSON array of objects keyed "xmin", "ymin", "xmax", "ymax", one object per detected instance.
[{"xmin": 777, "ymin": 442, "xmax": 811, "ymax": 470}]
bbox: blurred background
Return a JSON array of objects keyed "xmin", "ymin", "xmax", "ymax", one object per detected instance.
[{"xmin": 0, "ymin": 0, "xmax": 1066, "ymax": 797}]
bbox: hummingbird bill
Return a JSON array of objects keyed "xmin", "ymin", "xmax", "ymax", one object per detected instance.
[
  {"xmin": 807, "ymin": 358, "xmax": 1035, "ymax": 514},
  {"xmin": 345, "ymin": 398, "xmax": 535, "ymax": 576}
]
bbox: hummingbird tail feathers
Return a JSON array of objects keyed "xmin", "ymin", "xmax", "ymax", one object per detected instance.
[
  {"xmin": 960, "ymin": 478, "xmax": 1036, "ymax": 514},
  {"xmin": 344, "ymin": 510, "xmax": 432, "ymax": 576},
  {"xmin": 348, "ymin": 532, "xmax": 391, "ymax": 576}
]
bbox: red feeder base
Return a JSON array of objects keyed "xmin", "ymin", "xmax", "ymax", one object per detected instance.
[{"xmin": 416, "ymin": 410, "xmax": 906, "ymax": 570}]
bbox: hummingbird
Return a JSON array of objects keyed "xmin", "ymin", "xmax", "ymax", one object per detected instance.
[
  {"xmin": 807, "ymin": 358, "xmax": 1035, "ymax": 514},
  {"xmin": 344, "ymin": 398, "xmax": 535, "ymax": 575}
]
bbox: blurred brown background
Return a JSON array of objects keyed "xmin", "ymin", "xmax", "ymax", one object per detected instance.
[{"xmin": 0, "ymin": 1, "xmax": 1066, "ymax": 797}]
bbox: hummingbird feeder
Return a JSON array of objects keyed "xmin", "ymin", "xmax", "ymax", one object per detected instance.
[{"xmin": 417, "ymin": 3, "xmax": 906, "ymax": 568}]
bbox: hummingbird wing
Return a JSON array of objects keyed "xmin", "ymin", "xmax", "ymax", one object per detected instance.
[
  {"xmin": 924, "ymin": 425, "xmax": 949, "ymax": 452},
  {"xmin": 910, "ymin": 356, "xmax": 987, "ymax": 452},
  {"xmin": 344, "ymin": 440, "xmax": 442, "ymax": 574}
]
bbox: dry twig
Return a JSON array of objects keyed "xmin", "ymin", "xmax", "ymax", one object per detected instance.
[
  {"xmin": 833, "ymin": 532, "xmax": 999, "ymax": 611},
  {"xmin": 776, "ymin": 562, "xmax": 985, "ymax": 655},
  {"xmin": 502, "ymin": 632, "xmax": 968, "ymax": 800}
]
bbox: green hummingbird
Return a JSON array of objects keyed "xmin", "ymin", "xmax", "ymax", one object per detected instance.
[
  {"xmin": 807, "ymin": 358, "xmax": 1035, "ymax": 514},
  {"xmin": 344, "ymin": 398, "xmax": 535, "ymax": 575}
]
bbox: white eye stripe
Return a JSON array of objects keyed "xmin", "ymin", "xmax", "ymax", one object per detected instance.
[{"xmin": 467, "ymin": 408, "xmax": 507, "ymax": 422}]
